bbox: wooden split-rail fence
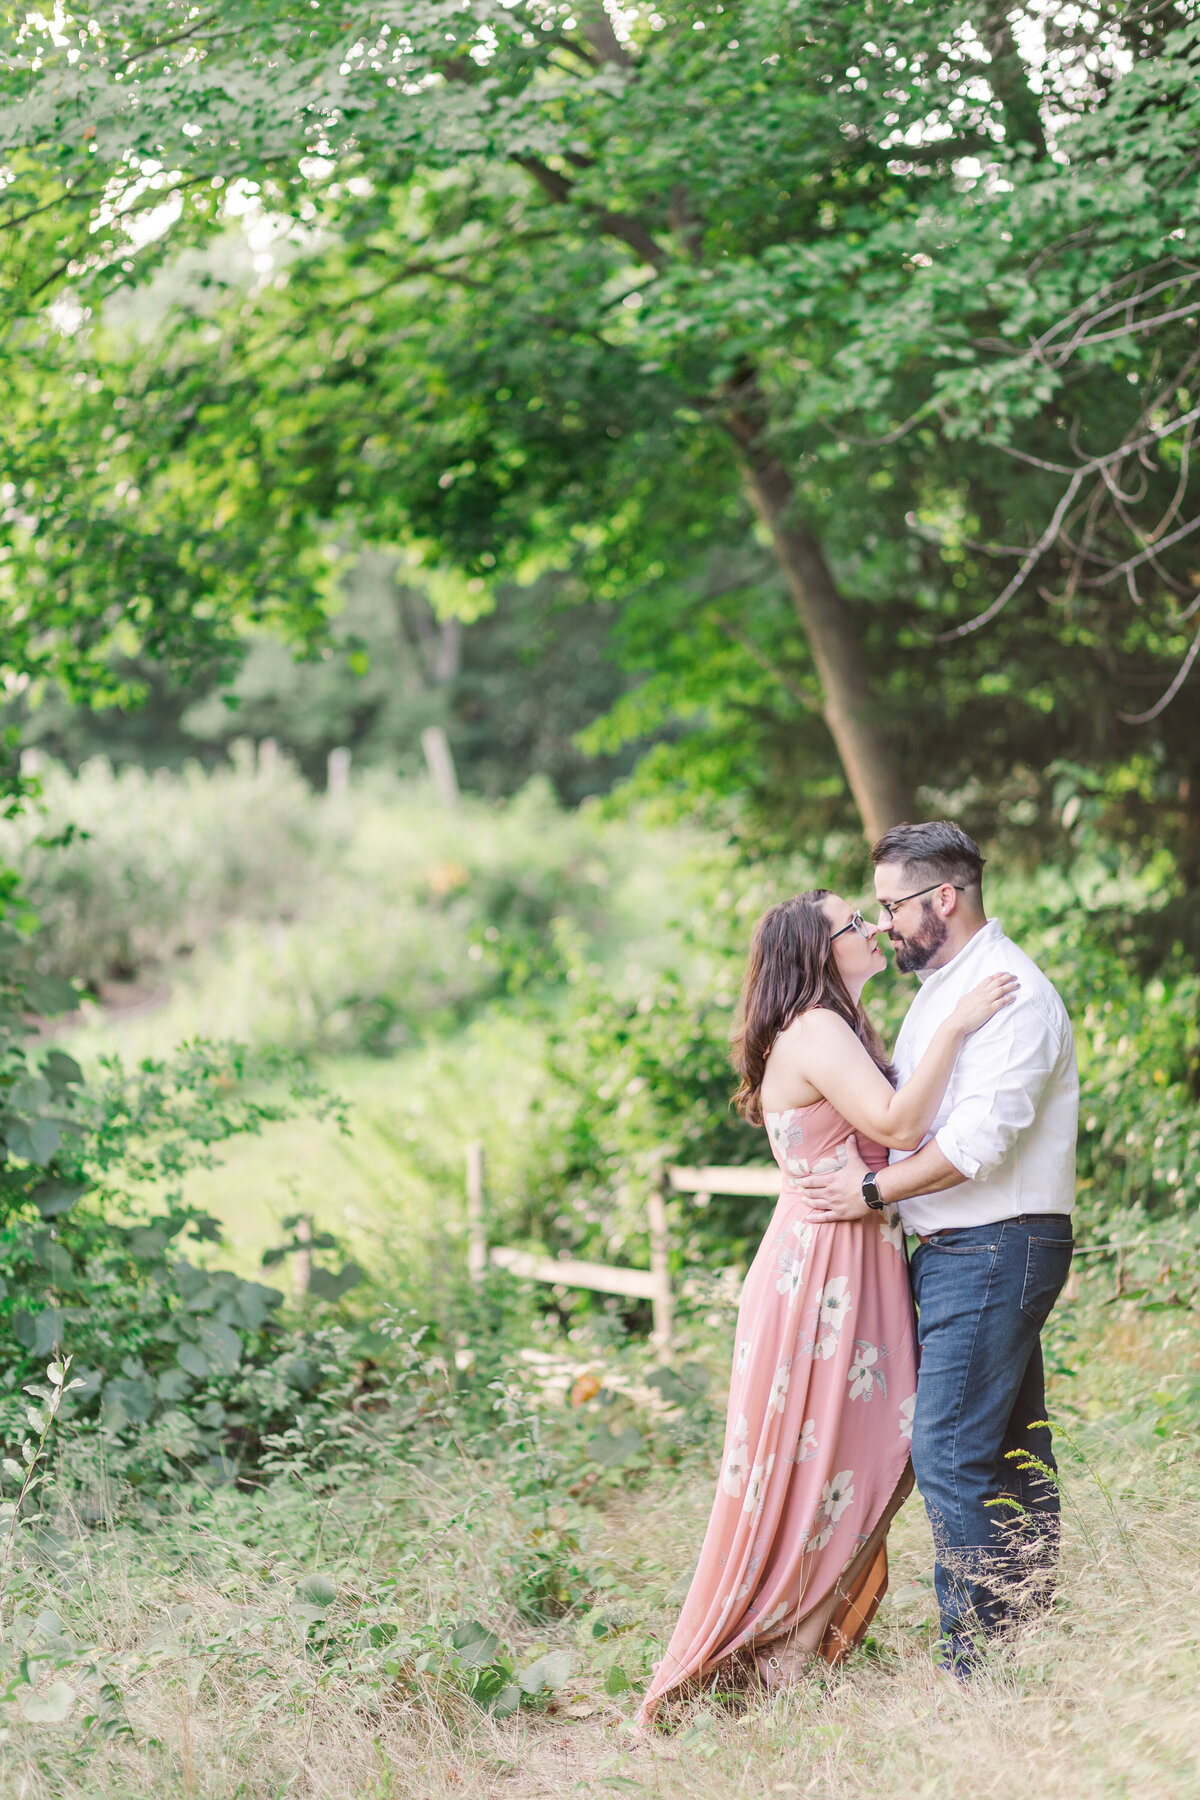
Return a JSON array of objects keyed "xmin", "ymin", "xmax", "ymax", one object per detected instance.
[{"xmin": 464, "ymin": 1141, "xmax": 779, "ymax": 1351}]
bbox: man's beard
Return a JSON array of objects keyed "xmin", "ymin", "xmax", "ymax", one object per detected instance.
[{"xmin": 890, "ymin": 900, "xmax": 949, "ymax": 974}]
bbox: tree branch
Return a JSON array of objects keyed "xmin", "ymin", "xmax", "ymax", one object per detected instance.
[{"xmin": 511, "ymin": 156, "xmax": 667, "ymax": 270}]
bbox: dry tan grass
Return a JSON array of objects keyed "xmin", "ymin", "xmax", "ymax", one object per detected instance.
[{"xmin": 0, "ymin": 1306, "xmax": 1197, "ymax": 1799}]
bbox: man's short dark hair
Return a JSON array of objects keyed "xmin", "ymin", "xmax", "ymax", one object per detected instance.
[{"xmin": 871, "ymin": 820, "xmax": 986, "ymax": 895}]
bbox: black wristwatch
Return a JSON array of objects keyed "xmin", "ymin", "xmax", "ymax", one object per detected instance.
[{"xmin": 861, "ymin": 1170, "xmax": 887, "ymax": 1212}]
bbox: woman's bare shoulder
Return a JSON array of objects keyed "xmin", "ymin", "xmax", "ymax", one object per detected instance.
[{"xmin": 776, "ymin": 1006, "xmax": 858, "ymax": 1044}]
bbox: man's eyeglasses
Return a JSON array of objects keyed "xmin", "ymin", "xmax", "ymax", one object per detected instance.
[
  {"xmin": 830, "ymin": 911, "xmax": 871, "ymax": 942},
  {"xmin": 875, "ymin": 882, "xmax": 965, "ymax": 927}
]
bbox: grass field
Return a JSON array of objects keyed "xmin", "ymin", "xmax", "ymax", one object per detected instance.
[{"xmin": 0, "ymin": 1276, "xmax": 1195, "ymax": 1799}]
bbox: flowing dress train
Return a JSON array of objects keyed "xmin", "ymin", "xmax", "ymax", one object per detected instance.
[{"xmin": 638, "ymin": 1101, "xmax": 917, "ymax": 1721}]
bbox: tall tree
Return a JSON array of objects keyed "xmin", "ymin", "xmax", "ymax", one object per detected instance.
[{"xmin": 2, "ymin": 3, "xmax": 1198, "ymax": 847}]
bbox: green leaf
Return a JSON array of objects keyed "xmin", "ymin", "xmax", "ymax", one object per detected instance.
[
  {"xmin": 32, "ymin": 1179, "xmax": 87, "ymax": 1220},
  {"xmin": 157, "ymin": 1366, "xmax": 193, "ymax": 1401},
  {"xmin": 586, "ymin": 1425, "xmax": 643, "ymax": 1467},
  {"xmin": 5, "ymin": 1117, "xmax": 62, "ymax": 1166},
  {"xmin": 176, "ymin": 1343, "xmax": 209, "ymax": 1379},
  {"xmin": 20, "ymin": 1680, "xmax": 75, "ymax": 1723},
  {"xmin": 604, "ymin": 1664, "xmax": 631, "ymax": 1695},
  {"xmin": 42, "ymin": 1050, "xmax": 83, "ymax": 1090},
  {"xmin": 518, "ymin": 1651, "xmax": 572, "ymax": 1695},
  {"xmin": 126, "ymin": 1226, "xmax": 169, "ymax": 1258},
  {"xmin": 196, "ymin": 1318, "xmax": 243, "ymax": 1373},
  {"xmin": 103, "ymin": 1377, "xmax": 155, "ymax": 1423},
  {"xmin": 450, "ymin": 1621, "xmax": 501, "ymax": 1668},
  {"xmin": 174, "ymin": 1262, "xmax": 211, "ymax": 1301},
  {"xmin": 296, "ymin": 1573, "xmax": 337, "ymax": 1608},
  {"xmin": 234, "ymin": 1280, "xmax": 281, "ymax": 1330},
  {"xmin": 36, "ymin": 1240, "xmax": 75, "ymax": 1286},
  {"xmin": 307, "ymin": 1261, "xmax": 365, "ymax": 1302},
  {"xmin": 280, "ymin": 1355, "xmax": 321, "ymax": 1392},
  {"xmin": 490, "ymin": 1683, "xmax": 521, "ymax": 1718},
  {"xmin": 19, "ymin": 1308, "xmax": 66, "ymax": 1358},
  {"xmin": 24, "ymin": 977, "xmax": 78, "ymax": 1018}
]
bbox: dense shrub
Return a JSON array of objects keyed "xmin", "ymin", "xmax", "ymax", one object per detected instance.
[{"xmin": 10, "ymin": 758, "xmax": 687, "ymax": 1056}]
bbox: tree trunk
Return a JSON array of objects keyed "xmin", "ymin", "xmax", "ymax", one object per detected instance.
[{"xmin": 727, "ymin": 409, "xmax": 916, "ymax": 844}]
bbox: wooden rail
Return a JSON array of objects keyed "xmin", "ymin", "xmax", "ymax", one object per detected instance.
[{"xmin": 464, "ymin": 1144, "xmax": 780, "ymax": 1351}]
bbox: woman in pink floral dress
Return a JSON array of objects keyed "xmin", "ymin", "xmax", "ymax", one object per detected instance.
[{"xmin": 637, "ymin": 891, "xmax": 1016, "ymax": 1722}]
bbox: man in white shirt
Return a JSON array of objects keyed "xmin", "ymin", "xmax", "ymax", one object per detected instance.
[{"xmin": 798, "ymin": 821, "xmax": 1078, "ymax": 1676}]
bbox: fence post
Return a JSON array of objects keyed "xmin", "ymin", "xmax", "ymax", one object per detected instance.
[
  {"xmin": 327, "ymin": 745, "xmax": 352, "ymax": 802},
  {"xmin": 422, "ymin": 725, "xmax": 461, "ymax": 811},
  {"xmin": 648, "ymin": 1175, "xmax": 673, "ymax": 1353},
  {"xmin": 466, "ymin": 1141, "xmax": 487, "ymax": 1281}
]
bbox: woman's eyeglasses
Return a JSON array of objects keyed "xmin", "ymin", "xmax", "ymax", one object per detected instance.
[{"xmin": 830, "ymin": 911, "xmax": 871, "ymax": 942}]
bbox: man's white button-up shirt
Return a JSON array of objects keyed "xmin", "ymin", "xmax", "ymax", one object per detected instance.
[{"xmin": 889, "ymin": 918, "xmax": 1079, "ymax": 1236}]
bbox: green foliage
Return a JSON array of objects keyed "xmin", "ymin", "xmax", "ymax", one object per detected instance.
[
  {"xmin": 11, "ymin": 557, "xmax": 638, "ymax": 808},
  {"xmin": 9, "ymin": 757, "xmax": 694, "ymax": 1056},
  {"xmin": 468, "ymin": 856, "xmax": 1200, "ymax": 1297},
  {"xmin": 4, "ymin": 2, "xmax": 1200, "ymax": 853},
  {"xmin": 0, "ymin": 903, "xmax": 373, "ymax": 1485}
]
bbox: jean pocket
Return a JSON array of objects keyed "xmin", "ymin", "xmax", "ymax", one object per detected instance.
[{"xmin": 1021, "ymin": 1235, "xmax": 1074, "ymax": 1324}]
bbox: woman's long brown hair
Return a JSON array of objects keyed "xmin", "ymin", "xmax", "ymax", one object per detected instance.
[{"xmin": 731, "ymin": 889, "xmax": 892, "ymax": 1126}]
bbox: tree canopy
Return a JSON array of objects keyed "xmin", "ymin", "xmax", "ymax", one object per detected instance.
[{"xmin": 2, "ymin": 1, "xmax": 1199, "ymax": 863}]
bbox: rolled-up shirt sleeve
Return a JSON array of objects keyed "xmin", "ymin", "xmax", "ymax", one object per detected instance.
[{"xmin": 934, "ymin": 996, "xmax": 1064, "ymax": 1182}]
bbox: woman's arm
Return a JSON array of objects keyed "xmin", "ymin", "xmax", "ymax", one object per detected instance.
[{"xmin": 773, "ymin": 975, "xmax": 1018, "ymax": 1151}]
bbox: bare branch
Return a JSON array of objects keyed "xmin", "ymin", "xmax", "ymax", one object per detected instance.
[
  {"xmin": 1119, "ymin": 620, "xmax": 1200, "ymax": 723},
  {"xmin": 117, "ymin": 13, "xmax": 225, "ymax": 72},
  {"xmin": 511, "ymin": 156, "xmax": 667, "ymax": 270},
  {"xmin": 1091, "ymin": 511, "xmax": 1200, "ymax": 587}
]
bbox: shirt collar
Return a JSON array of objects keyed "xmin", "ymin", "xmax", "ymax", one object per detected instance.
[{"xmin": 914, "ymin": 917, "xmax": 1004, "ymax": 989}]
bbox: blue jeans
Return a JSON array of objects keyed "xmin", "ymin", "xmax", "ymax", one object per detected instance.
[{"xmin": 909, "ymin": 1214, "xmax": 1074, "ymax": 1669}]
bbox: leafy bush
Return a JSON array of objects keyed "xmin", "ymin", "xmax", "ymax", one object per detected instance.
[
  {"xmin": 0, "ymin": 936, "xmax": 374, "ymax": 1487},
  {"xmin": 2, "ymin": 750, "xmax": 334, "ymax": 988},
  {"xmin": 14, "ymin": 758, "xmax": 693, "ymax": 1056}
]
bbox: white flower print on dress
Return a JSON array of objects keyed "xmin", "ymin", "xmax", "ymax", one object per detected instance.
[
  {"xmin": 775, "ymin": 1223, "xmax": 813, "ymax": 1303},
  {"xmin": 810, "ymin": 1275, "xmax": 852, "ymax": 1358},
  {"xmin": 722, "ymin": 1413, "xmax": 750, "ymax": 1496},
  {"xmin": 823, "ymin": 1469, "xmax": 855, "ymax": 1525},
  {"xmin": 742, "ymin": 1453, "xmax": 775, "ymax": 1517},
  {"xmin": 754, "ymin": 1600, "xmax": 791, "ymax": 1636},
  {"xmin": 796, "ymin": 1418, "xmax": 819, "ymax": 1462},
  {"xmin": 769, "ymin": 1359, "xmax": 792, "ymax": 1414},
  {"xmin": 845, "ymin": 1339, "xmax": 881, "ymax": 1404},
  {"xmin": 899, "ymin": 1393, "xmax": 916, "ymax": 1441},
  {"xmin": 767, "ymin": 1110, "xmax": 811, "ymax": 1178},
  {"xmin": 878, "ymin": 1206, "xmax": 905, "ymax": 1254},
  {"xmin": 820, "ymin": 1276, "xmax": 852, "ymax": 1330},
  {"xmin": 805, "ymin": 1468, "xmax": 855, "ymax": 1553},
  {"xmin": 806, "ymin": 1513, "xmax": 835, "ymax": 1553},
  {"xmin": 735, "ymin": 1334, "xmax": 753, "ymax": 1376}
]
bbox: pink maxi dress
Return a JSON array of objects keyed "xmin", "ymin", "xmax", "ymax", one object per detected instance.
[{"xmin": 639, "ymin": 1100, "xmax": 917, "ymax": 1720}]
